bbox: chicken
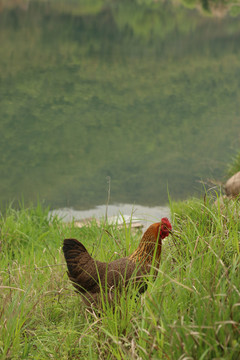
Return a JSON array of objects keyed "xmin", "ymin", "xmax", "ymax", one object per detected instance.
[{"xmin": 63, "ymin": 217, "xmax": 172, "ymax": 308}]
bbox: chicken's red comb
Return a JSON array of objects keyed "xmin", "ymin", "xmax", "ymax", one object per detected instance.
[{"xmin": 161, "ymin": 217, "xmax": 172, "ymax": 230}]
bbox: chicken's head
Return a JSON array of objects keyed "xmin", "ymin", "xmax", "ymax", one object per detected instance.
[
  {"xmin": 149, "ymin": 218, "xmax": 172, "ymax": 241},
  {"xmin": 159, "ymin": 217, "xmax": 172, "ymax": 239}
]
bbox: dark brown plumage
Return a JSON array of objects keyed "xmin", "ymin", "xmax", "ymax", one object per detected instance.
[{"xmin": 63, "ymin": 218, "xmax": 172, "ymax": 307}]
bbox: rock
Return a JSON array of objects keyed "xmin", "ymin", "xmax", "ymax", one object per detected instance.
[{"xmin": 225, "ymin": 171, "xmax": 240, "ymax": 197}]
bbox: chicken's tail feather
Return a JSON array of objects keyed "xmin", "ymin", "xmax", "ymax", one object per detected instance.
[
  {"xmin": 63, "ymin": 238, "xmax": 87, "ymax": 256},
  {"xmin": 63, "ymin": 238, "xmax": 89, "ymax": 277}
]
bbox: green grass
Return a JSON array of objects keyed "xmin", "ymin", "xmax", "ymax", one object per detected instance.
[
  {"xmin": 227, "ymin": 149, "xmax": 240, "ymax": 177},
  {"xmin": 0, "ymin": 198, "xmax": 240, "ymax": 359}
]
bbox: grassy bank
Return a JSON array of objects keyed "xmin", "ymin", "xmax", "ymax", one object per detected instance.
[
  {"xmin": 0, "ymin": 197, "xmax": 240, "ymax": 359},
  {"xmin": 227, "ymin": 150, "xmax": 240, "ymax": 177}
]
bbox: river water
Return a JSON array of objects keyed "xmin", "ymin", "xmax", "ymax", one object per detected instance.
[
  {"xmin": 50, "ymin": 203, "xmax": 170, "ymax": 230},
  {"xmin": 1, "ymin": 0, "xmax": 240, "ymax": 216}
]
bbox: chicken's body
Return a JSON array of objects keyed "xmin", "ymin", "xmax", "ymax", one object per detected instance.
[{"xmin": 63, "ymin": 218, "xmax": 172, "ymax": 307}]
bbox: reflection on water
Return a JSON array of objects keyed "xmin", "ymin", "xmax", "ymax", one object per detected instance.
[
  {"xmin": 180, "ymin": 0, "xmax": 240, "ymax": 18},
  {"xmin": 0, "ymin": 0, "xmax": 240, "ymax": 210}
]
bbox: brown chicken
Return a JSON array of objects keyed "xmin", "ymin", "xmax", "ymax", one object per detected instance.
[{"xmin": 63, "ymin": 217, "xmax": 172, "ymax": 307}]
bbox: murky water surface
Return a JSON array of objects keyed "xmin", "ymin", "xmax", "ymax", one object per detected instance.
[
  {"xmin": 1, "ymin": 0, "xmax": 240, "ymax": 213},
  {"xmin": 50, "ymin": 203, "xmax": 170, "ymax": 230}
]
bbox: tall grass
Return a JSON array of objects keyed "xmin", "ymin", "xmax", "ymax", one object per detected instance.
[
  {"xmin": 227, "ymin": 149, "xmax": 240, "ymax": 177},
  {"xmin": 0, "ymin": 197, "xmax": 239, "ymax": 359}
]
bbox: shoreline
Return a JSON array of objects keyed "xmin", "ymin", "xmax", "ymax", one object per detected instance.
[{"xmin": 49, "ymin": 203, "xmax": 170, "ymax": 231}]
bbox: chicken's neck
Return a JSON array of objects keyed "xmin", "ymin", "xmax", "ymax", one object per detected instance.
[{"xmin": 129, "ymin": 233, "xmax": 162, "ymax": 266}]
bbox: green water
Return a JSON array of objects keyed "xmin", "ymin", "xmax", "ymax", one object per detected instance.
[{"xmin": 0, "ymin": 0, "xmax": 240, "ymax": 210}]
